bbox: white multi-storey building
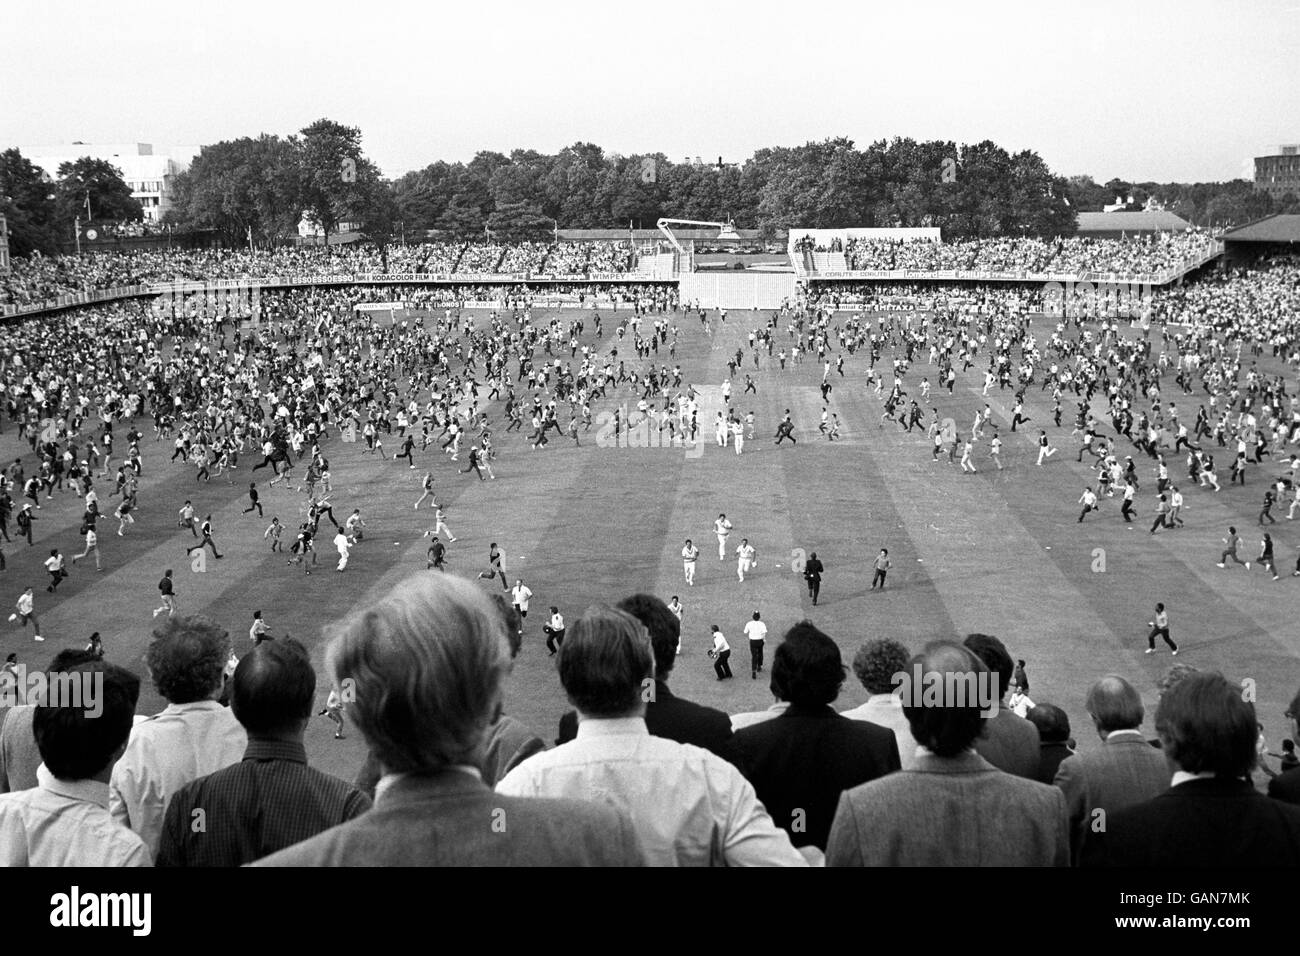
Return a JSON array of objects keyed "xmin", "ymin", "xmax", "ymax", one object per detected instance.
[{"xmin": 19, "ymin": 142, "xmax": 200, "ymax": 223}]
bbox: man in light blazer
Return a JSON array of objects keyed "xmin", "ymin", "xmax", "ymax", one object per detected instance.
[
  {"xmin": 256, "ymin": 573, "xmax": 646, "ymax": 867},
  {"xmin": 1053, "ymin": 675, "xmax": 1169, "ymax": 863},
  {"xmin": 826, "ymin": 641, "xmax": 1069, "ymax": 867}
]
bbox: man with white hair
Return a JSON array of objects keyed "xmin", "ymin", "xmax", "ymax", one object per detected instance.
[{"xmin": 257, "ymin": 574, "xmax": 645, "ymax": 866}]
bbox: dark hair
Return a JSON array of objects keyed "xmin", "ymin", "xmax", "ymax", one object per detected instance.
[
  {"xmin": 616, "ymin": 593, "xmax": 680, "ymax": 680},
  {"xmin": 34, "ymin": 662, "xmax": 140, "ymax": 780},
  {"xmin": 1156, "ymin": 671, "xmax": 1257, "ymax": 778},
  {"xmin": 902, "ymin": 642, "xmax": 990, "ymax": 757},
  {"xmin": 1086, "ymin": 675, "xmax": 1145, "ymax": 733},
  {"xmin": 1012, "ymin": 660, "xmax": 1029, "ymax": 695},
  {"xmin": 48, "ymin": 649, "xmax": 98, "ymax": 672},
  {"xmin": 145, "ymin": 615, "xmax": 231, "ymax": 703},
  {"xmin": 1157, "ymin": 662, "xmax": 1200, "ymax": 697},
  {"xmin": 558, "ymin": 606, "xmax": 653, "ymax": 719},
  {"xmin": 769, "ymin": 622, "xmax": 844, "ymax": 707},
  {"xmin": 231, "ymin": 637, "xmax": 316, "ymax": 735},
  {"xmin": 852, "ymin": 638, "xmax": 910, "ymax": 695},
  {"xmin": 964, "ymin": 633, "xmax": 1013, "ymax": 699},
  {"xmin": 1027, "ymin": 703, "xmax": 1071, "ymax": 744}
]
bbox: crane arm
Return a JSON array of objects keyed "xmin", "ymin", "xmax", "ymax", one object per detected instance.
[{"xmin": 656, "ymin": 217, "xmax": 738, "ymax": 254}]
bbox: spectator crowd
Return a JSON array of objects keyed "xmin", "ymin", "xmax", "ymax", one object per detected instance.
[{"xmin": 3, "ymin": 578, "xmax": 1299, "ymax": 867}]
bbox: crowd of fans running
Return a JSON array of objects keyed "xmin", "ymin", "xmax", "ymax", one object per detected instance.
[
  {"xmin": 826, "ymin": 231, "xmax": 1216, "ymax": 276},
  {"xmin": 0, "ymin": 240, "xmax": 647, "ymax": 312}
]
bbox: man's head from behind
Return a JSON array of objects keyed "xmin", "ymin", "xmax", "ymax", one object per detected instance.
[
  {"xmin": 33, "ymin": 662, "xmax": 140, "ymax": 782},
  {"xmin": 559, "ymin": 605, "xmax": 654, "ymax": 720},
  {"xmin": 231, "ymin": 637, "xmax": 315, "ymax": 739},
  {"xmin": 146, "ymin": 615, "xmax": 231, "ymax": 704},
  {"xmin": 964, "ymin": 633, "xmax": 1013, "ymax": 701},
  {"xmin": 852, "ymin": 638, "xmax": 910, "ymax": 696},
  {"xmin": 770, "ymin": 622, "xmax": 845, "ymax": 708},
  {"xmin": 615, "ymin": 593, "xmax": 679, "ymax": 682},
  {"xmin": 326, "ymin": 572, "xmax": 509, "ymax": 776},
  {"xmin": 1156, "ymin": 670, "xmax": 1257, "ymax": 778},
  {"xmin": 903, "ymin": 641, "xmax": 991, "ymax": 758},
  {"xmin": 1027, "ymin": 703, "xmax": 1071, "ymax": 745},
  {"xmin": 1085, "ymin": 674, "xmax": 1145, "ymax": 738}
]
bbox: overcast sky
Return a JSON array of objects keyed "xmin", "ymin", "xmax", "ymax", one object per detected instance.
[{"xmin": 2, "ymin": 0, "xmax": 1297, "ymax": 184}]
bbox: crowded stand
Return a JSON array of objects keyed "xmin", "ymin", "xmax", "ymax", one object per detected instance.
[
  {"xmin": 834, "ymin": 230, "xmax": 1216, "ymax": 276},
  {"xmin": 1, "ymin": 240, "xmax": 649, "ymax": 313}
]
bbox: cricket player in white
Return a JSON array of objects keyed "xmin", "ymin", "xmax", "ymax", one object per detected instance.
[
  {"xmin": 732, "ymin": 419, "xmax": 744, "ymax": 455},
  {"xmin": 334, "ymin": 531, "xmax": 351, "ymax": 571},
  {"xmin": 736, "ymin": 538, "xmax": 756, "ymax": 582},
  {"xmin": 714, "ymin": 514, "xmax": 732, "ymax": 560},
  {"xmin": 681, "ymin": 538, "xmax": 700, "ymax": 585}
]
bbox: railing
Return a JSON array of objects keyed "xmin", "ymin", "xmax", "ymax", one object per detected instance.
[{"xmin": 0, "ymin": 284, "xmax": 154, "ymax": 319}]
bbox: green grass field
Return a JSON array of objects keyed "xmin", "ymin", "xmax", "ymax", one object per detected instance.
[{"xmin": 4, "ymin": 305, "xmax": 1298, "ymax": 785}]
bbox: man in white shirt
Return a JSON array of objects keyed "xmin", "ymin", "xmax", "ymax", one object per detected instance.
[
  {"xmin": 713, "ymin": 514, "xmax": 732, "ymax": 560},
  {"xmin": 510, "ymin": 579, "xmax": 533, "ymax": 632},
  {"xmin": 667, "ymin": 596, "xmax": 684, "ymax": 655},
  {"xmin": 110, "ymin": 616, "xmax": 248, "ymax": 857},
  {"xmin": 841, "ymin": 638, "xmax": 922, "ymax": 769},
  {"xmin": 334, "ymin": 530, "xmax": 351, "ymax": 571},
  {"xmin": 10, "ymin": 588, "xmax": 42, "ymax": 642},
  {"xmin": 497, "ymin": 605, "xmax": 806, "ymax": 867},
  {"xmin": 543, "ymin": 607, "xmax": 566, "ymax": 656},
  {"xmin": 709, "ymin": 625, "xmax": 732, "ymax": 680},
  {"xmin": 681, "ymin": 539, "xmax": 699, "ymax": 585},
  {"xmin": 743, "ymin": 611, "xmax": 768, "ymax": 679},
  {"xmin": 735, "ymin": 538, "xmax": 756, "ymax": 582},
  {"xmin": 0, "ymin": 660, "xmax": 151, "ymax": 866}
]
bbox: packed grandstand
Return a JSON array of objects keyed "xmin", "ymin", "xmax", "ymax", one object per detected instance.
[{"xmin": 0, "ymin": 231, "xmax": 1226, "ymax": 315}]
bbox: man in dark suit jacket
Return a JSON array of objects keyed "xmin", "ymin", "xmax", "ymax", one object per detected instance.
[
  {"xmin": 260, "ymin": 572, "xmax": 646, "ymax": 867},
  {"xmin": 556, "ymin": 594, "xmax": 734, "ymax": 762},
  {"xmin": 1083, "ymin": 671, "xmax": 1300, "ymax": 867},
  {"xmin": 1027, "ymin": 703, "xmax": 1074, "ymax": 786},
  {"xmin": 965, "ymin": 634, "xmax": 1040, "ymax": 778},
  {"xmin": 827, "ymin": 642, "xmax": 1068, "ymax": 866},
  {"xmin": 1053, "ymin": 675, "xmax": 1170, "ymax": 863},
  {"xmin": 732, "ymin": 622, "xmax": 901, "ymax": 850},
  {"xmin": 1268, "ymin": 686, "xmax": 1300, "ymax": 806}
]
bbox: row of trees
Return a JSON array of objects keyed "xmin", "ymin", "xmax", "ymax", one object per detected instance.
[
  {"xmin": 0, "ymin": 151, "xmax": 143, "ymax": 257},
  {"xmin": 7, "ymin": 119, "xmax": 1300, "ymax": 258},
  {"xmin": 165, "ymin": 119, "xmax": 397, "ymax": 251},
  {"xmin": 390, "ymin": 137, "xmax": 1079, "ymax": 240}
]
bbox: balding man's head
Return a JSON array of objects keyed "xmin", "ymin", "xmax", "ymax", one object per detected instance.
[
  {"xmin": 902, "ymin": 641, "xmax": 991, "ymax": 758},
  {"xmin": 1085, "ymin": 674, "xmax": 1145, "ymax": 737}
]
